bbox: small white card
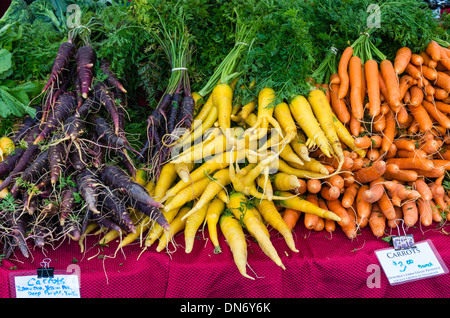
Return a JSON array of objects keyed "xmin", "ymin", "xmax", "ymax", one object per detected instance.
[
  {"xmin": 14, "ymin": 274, "xmax": 81, "ymax": 298},
  {"xmin": 375, "ymin": 239, "xmax": 448, "ymax": 285}
]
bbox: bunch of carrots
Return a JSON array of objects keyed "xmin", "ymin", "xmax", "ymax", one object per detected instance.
[
  {"xmin": 95, "ymin": 39, "xmax": 450, "ymax": 280},
  {"xmin": 290, "ymin": 38, "xmax": 450, "ymax": 240}
]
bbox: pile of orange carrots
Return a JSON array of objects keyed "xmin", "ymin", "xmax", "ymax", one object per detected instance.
[{"xmin": 282, "ymin": 39, "xmax": 450, "ymax": 239}]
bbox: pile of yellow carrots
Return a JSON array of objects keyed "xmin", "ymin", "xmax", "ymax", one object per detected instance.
[{"xmin": 89, "ymin": 39, "xmax": 450, "ymax": 280}]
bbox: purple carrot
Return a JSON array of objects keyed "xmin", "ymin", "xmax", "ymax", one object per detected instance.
[
  {"xmin": 167, "ymin": 92, "xmax": 181, "ymax": 134},
  {"xmin": 91, "ymin": 212, "xmax": 122, "ymax": 233},
  {"xmin": 75, "ymin": 97, "xmax": 100, "ymax": 118},
  {"xmin": 126, "ymin": 197, "xmax": 170, "ymax": 231},
  {"xmin": 74, "ymin": 76, "xmax": 83, "ymax": 109},
  {"xmin": 59, "ymin": 187, "xmax": 77, "ymax": 226},
  {"xmin": 48, "ymin": 135, "xmax": 65, "ymax": 185},
  {"xmin": 64, "ymin": 116, "xmax": 85, "ymax": 141},
  {"xmin": 98, "ymin": 188, "xmax": 136, "ymax": 233},
  {"xmin": 9, "ymin": 150, "xmax": 49, "ymax": 196},
  {"xmin": 34, "ymin": 94, "xmax": 77, "ymax": 145},
  {"xmin": 0, "ymin": 125, "xmax": 42, "ymax": 192},
  {"xmin": 43, "ymin": 41, "xmax": 75, "ymax": 93},
  {"xmin": 76, "ymin": 46, "xmax": 96, "ymax": 99},
  {"xmin": 94, "ymin": 117, "xmax": 140, "ymax": 157},
  {"xmin": 5, "ymin": 210, "xmax": 30, "ymax": 258},
  {"xmin": 117, "ymin": 149, "xmax": 136, "ymax": 180},
  {"xmin": 76, "ymin": 168, "xmax": 101, "ymax": 215},
  {"xmin": 0, "ymin": 148, "xmax": 25, "ymax": 177},
  {"xmin": 93, "ymin": 82, "xmax": 120, "ymax": 136},
  {"xmin": 157, "ymin": 93, "xmax": 173, "ymax": 112},
  {"xmin": 69, "ymin": 144, "xmax": 87, "ymax": 171},
  {"xmin": 179, "ymin": 95, "xmax": 195, "ymax": 129},
  {"xmin": 62, "ymin": 218, "xmax": 81, "ymax": 241},
  {"xmin": 100, "ymin": 59, "xmax": 127, "ymax": 94},
  {"xmin": 99, "ymin": 165, "xmax": 163, "ymax": 209}
]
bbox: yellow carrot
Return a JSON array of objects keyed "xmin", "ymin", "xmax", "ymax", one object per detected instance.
[
  {"xmin": 289, "ymin": 95, "xmax": 332, "ymax": 157},
  {"xmin": 182, "ymin": 168, "xmax": 231, "ymax": 220},
  {"xmin": 272, "ymin": 172, "xmax": 301, "ymax": 191},
  {"xmin": 153, "ymin": 163, "xmax": 178, "ymax": 202},
  {"xmin": 156, "ymin": 207, "xmax": 190, "ymax": 252},
  {"xmin": 164, "ymin": 177, "xmax": 211, "ymax": 212},
  {"xmin": 255, "ymin": 199, "xmax": 299, "ymax": 253},
  {"xmin": 219, "ymin": 212, "xmax": 254, "ymax": 280},
  {"xmin": 184, "ymin": 204, "xmax": 208, "ymax": 253},
  {"xmin": 274, "ymin": 191, "xmax": 341, "ymax": 222},
  {"xmin": 206, "ymin": 197, "xmax": 226, "ymax": 253},
  {"xmin": 227, "ymin": 192, "xmax": 285, "ymax": 270}
]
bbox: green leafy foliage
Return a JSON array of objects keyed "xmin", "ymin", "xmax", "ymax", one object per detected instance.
[{"xmin": 233, "ymin": 0, "xmax": 317, "ymax": 105}]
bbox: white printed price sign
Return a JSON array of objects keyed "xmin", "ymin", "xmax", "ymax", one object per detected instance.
[{"xmin": 375, "ymin": 239, "xmax": 448, "ymax": 285}]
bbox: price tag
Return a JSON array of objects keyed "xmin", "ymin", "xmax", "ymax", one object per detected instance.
[
  {"xmin": 13, "ymin": 274, "xmax": 81, "ymax": 298},
  {"xmin": 375, "ymin": 239, "xmax": 448, "ymax": 285}
]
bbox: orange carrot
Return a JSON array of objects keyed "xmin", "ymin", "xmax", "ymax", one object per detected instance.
[
  {"xmin": 399, "ymin": 75, "xmax": 416, "ymax": 100},
  {"xmin": 318, "ymin": 198, "xmax": 335, "ymax": 233},
  {"xmin": 326, "ymin": 199, "xmax": 351, "ymax": 227},
  {"xmin": 412, "ymin": 179, "xmax": 433, "ymax": 201},
  {"xmin": 320, "ymin": 185, "xmax": 341, "ymax": 201},
  {"xmin": 306, "ymin": 179, "xmax": 322, "ymax": 194},
  {"xmin": 341, "ymin": 183, "xmax": 359, "ymax": 208},
  {"xmin": 411, "ymin": 53, "xmax": 424, "ymax": 67},
  {"xmin": 305, "ymin": 194, "xmax": 320, "ymax": 229},
  {"xmin": 380, "ymin": 110, "xmax": 396, "ymax": 154},
  {"xmin": 361, "ymin": 178, "xmax": 385, "ymax": 204},
  {"xmin": 341, "ymin": 207, "xmax": 358, "ymax": 239},
  {"xmin": 365, "ymin": 59, "xmax": 381, "ymax": 117},
  {"xmin": 385, "ymin": 144, "xmax": 398, "ymax": 159},
  {"xmin": 330, "ymin": 74, "xmax": 351, "ymax": 124},
  {"xmin": 394, "ymin": 47, "xmax": 412, "ymax": 75},
  {"xmin": 393, "ymin": 139, "xmax": 416, "ymax": 152},
  {"xmin": 409, "ymin": 85, "xmax": 424, "ymax": 106},
  {"xmin": 373, "ymin": 112, "xmax": 386, "ymax": 132},
  {"xmin": 435, "ymin": 100, "xmax": 450, "ymax": 113},
  {"xmin": 328, "ymin": 175, "xmax": 345, "ymax": 190},
  {"xmin": 349, "ymin": 55, "xmax": 364, "ymax": 120},
  {"xmin": 386, "ymin": 157, "xmax": 434, "ymax": 172},
  {"xmin": 422, "ymin": 100, "xmax": 450, "ymax": 129},
  {"xmin": 380, "ymin": 59, "xmax": 401, "ymax": 110},
  {"xmin": 430, "ymin": 200, "xmax": 444, "ymax": 223},
  {"xmin": 283, "ymin": 208, "xmax": 301, "ymax": 231},
  {"xmin": 387, "ymin": 207, "xmax": 403, "ymax": 228},
  {"xmin": 353, "ymin": 160, "xmax": 386, "ymax": 184},
  {"xmin": 436, "ymin": 72, "xmax": 450, "ymax": 92},
  {"xmin": 402, "ymin": 200, "xmax": 418, "ymax": 228},
  {"xmin": 366, "ymin": 149, "xmax": 380, "ymax": 161},
  {"xmin": 369, "ymin": 203, "xmax": 386, "ymax": 238},
  {"xmin": 293, "ymin": 179, "xmax": 307, "ymax": 195},
  {"xmin": 396, "ymin": 148, "xmax": 428, "ymax": 160},
  {"xmin": 408, "ymin": 104, "xmax": 433, "ymax": 132},
  {"xmin": 417, "ymin": 198, "xmax": 433, "ymax": 226},
  {"xmin": 356, "ymin": 184, "xmax": 372, "ymax": 221},
  {"xmin": 349, "ymin": 115, "xmax": 361, "ymax": 137},
  {"xmin": 383, "ymin": 164, "xmax": 418, "ymax": 182},
  {"xmin": 434, "ymin": 87, "xmax": 449, "ymax": 101},
  {"xmin": 426, "ymin": 40, "xmax": 441, "ymax": 62},
  {"xmin": 420, "ymin": 138, "xmax": 442, "ymax": 155},
  {"xmin": 370, "ymin": 135, "xmax": 382, "ymax": 148},
  {"xmin": 354, "ymin": 136, "xmax": 372, "ymax": 149},
  {"xmin": 338, "ymin": 47, "xmax": 354, "ymax": 99},
  {"xmin": 419, "ymin": 51, "xmax": 438, "ymax": 68},
  {"xmin": 378, "ymin": 191, "xmax": 397, "ymax": 220},
  {"xmin": 421, "ymin": 65, "xmax": 438, "ymax": 81}
]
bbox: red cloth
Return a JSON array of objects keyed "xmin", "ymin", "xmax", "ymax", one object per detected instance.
[{"xmin": 1, "ymin": 222, "xmax": 449, "ymax": 298}]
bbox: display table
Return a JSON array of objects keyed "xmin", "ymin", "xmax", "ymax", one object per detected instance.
[{"xmin": 1, "ymin": 222, "xmax": 449, "ymax": 298}]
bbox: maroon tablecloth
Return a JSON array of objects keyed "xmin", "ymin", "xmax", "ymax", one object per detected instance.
[{"xmin": 1, "ymin": 220, "xmax": 449, "ymax": 298}]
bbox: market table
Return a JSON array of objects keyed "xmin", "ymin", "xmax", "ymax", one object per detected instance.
[{"xmin": 1, "ymin": 221, "xmax": 449, "ymax": 298}]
